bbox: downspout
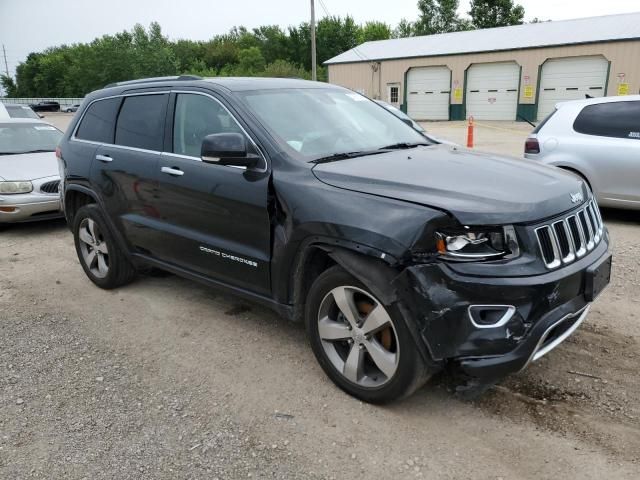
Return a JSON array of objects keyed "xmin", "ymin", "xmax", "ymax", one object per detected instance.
[{"xmin": 378, "ymin": 61, "xmax": 382, "ymax": 100}]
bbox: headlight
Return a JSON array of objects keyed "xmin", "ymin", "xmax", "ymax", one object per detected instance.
[
  {"xmin": 436, "ymin": 226, "xmax": 519, "ymax": 261},
  {"xmin": 0, "ymin": 181, "xmax": 33, "ymax": 194}
]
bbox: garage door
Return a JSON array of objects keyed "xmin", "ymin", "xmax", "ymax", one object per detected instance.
[
  {"xmin": 537, "ymin": 56, "xmax": 609, "ymax": 120},
  {"xmin": 466, "ymin": 62, "xmax": 520, "ymax": 121},
  {"xmin": 406, "ymin": 66, "xmax": 450, "ymax": 120}
]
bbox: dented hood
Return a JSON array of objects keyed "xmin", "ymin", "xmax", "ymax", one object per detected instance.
[{"xmin": 311, "ymin": 145, "xmax": 588, "ymax": 225}]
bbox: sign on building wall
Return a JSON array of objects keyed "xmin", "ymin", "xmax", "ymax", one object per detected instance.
[
  {"xmin": 617, "ymin": 83, "xmax": 629, "ymax": 95},
  {"xmin": 453, "ymin": 88, "xmax": 462, "ymax": 101},
  {"xmin": 523, "ymin": 85, "xmax": 534, "ymax": 98}
]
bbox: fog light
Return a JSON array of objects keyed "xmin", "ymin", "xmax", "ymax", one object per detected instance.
[{"xmin": 468, "ymin": 305, "xmax": 516, "ymax": 328}]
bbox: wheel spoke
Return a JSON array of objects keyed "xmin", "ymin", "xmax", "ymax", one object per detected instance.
[
  {"xmin": 85, "ymin": 250, "xmax": 97, "ymax": 269},
  {"xmin": 318, "ymin": 317, "xmax": 352, "ymax": 341},
  {"xmin": 361, "ymin": 304, "xmax": 392, "ymax": 335},
  {"xmin": 343, "ymin": 344, "xmax": 364, "ymax": 383},
  {"xmin": 97, "ymin": 253, "xmax": 108, "ymax": 275},
  {"xmin": 95, "ymin": 242, "xmax": 108, "ymax": 254},
  {"xmin": 87, "ymin": 218, "xmax": 98, "ymax": 243},
  {"xmin": 79, "ymin": 228, "xmax": 94, "ymax": 246},
  {"xmin": 364, "ymin": 338, "xmax": 397, "ymax": 379},
  {"xmin": 331, "ymin": 287, "xmax": 360, "ymax": 328}
]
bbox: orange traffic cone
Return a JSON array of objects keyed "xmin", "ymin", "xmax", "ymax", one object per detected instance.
[{"xmin": 466, "ymin": 116, "xmax": 474, "ymax": 148}]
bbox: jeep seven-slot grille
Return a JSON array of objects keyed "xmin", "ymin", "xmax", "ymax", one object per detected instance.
[
  {"xmin": 40, "ymin": 180, "xmax": 60, "ymax": 194},
  {"xmin": 535, "ymin": 200, "xmax": 604, "ymax": 269}
]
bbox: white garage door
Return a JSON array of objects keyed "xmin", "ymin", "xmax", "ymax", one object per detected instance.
[
  {"xmin": 406, "ymin": 66, "xmax": 450, "ymax": 120},
  {"xmin": 466, "ymin": 62, "xmax": 520, "ymax": 121},
  {"xmin": 537, "ymin": 56, "xmax": 609, "ymax": 120}
]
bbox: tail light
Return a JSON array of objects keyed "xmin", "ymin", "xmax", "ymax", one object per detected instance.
[{"xmin": 524, "ymin": 137, "xmax": 540, "ymax": 154}]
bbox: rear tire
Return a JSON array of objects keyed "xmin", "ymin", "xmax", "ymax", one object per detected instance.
[
  {"xmin": 305, "ymin": 265, "xmax": 430, "ymax": 403},
  {"xmin": 73, "ymin": 204, "xmax": 136, "ymax": 289}
]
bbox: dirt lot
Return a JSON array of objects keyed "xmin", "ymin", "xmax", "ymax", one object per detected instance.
[{"xmin": 1, "ymin": 115, "xmax": 639, "ymax": 479}]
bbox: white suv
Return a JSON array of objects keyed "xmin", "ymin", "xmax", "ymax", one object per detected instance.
[{"xmin": 525, "ymin": 95, "xmax": 640, "ymax": 210}]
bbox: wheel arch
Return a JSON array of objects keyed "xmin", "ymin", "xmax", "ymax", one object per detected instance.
[
  {"xmin": 291, "ymin": 241, "xmax": 438, "ymax": 366},
  {"xmin": 64, "ymin": 185, "xmax": 99, "ymax": 226}
]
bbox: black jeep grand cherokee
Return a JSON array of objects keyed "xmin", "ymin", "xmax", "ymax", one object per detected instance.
[{"xmin": 58, "ymin": 76, "xmax": 611, "ymax": 403}]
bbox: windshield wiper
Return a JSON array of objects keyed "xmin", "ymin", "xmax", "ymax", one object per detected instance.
[
  {"xmin": 310, "ymin": 149, "xmax": 388, "ymax": 164},
  {"xmin": 378, "ymin": 142, "xmax": 431, "ymax": 150}
]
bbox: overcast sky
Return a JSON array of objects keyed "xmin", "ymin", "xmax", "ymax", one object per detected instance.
[{"xmin": 1, "ymin": 0, "xmax": 639, "ymax": 78}]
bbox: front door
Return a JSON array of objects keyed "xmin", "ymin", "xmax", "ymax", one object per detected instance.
[{"xmin": 152, "ymin": 91, "xmax": 272, "ymax": 295}]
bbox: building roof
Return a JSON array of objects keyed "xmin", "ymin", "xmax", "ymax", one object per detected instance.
[{"xmin": 325, "ymin": 12, "xmax": 640, "ymax": 65}]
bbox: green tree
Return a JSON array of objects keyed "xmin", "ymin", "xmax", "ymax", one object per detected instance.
[
  {"xmin": 235, "ymin": 47, "xmax": 266, "ymax": 76},
  {"xmin": 359, "ymin": 21, "xmax": 392, "ymax": 43},
  {"xmin": 469, "ymin": 0, "xmax": 525, "ymax": 29},
  {"xmin": 262, "ymin": 59, "xmax": 310, "ymax": 79},
  {"xmin": 1, "ymin": 75, "xmax": 18, "ymax": 97},
  {"xmin": 393, "ymin": 19, "xmax": 416, "ymax": 38},
  {"xmin": 414, "ymin": 0, "xmax": 469, "ymax": 35}
]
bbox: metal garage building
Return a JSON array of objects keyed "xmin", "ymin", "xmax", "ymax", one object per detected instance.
[{"xmin": 325, "ymin": 13, "xmax": 640, "ymax": 121}]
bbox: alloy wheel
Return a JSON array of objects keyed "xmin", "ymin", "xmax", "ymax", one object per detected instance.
[
  {"xmin": 78, "ymin": 217, "xmax": 109, "ymax": 279},
  {"xmin": 317, "ymin": 286, "xmax": 399, "ymax": 388}
]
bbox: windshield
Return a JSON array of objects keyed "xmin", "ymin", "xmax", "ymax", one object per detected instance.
[
  {"xmin": 238, "ymin": 88, "xmax": 430, "ymax": 161},
  {"xmin": 6, "ymin": 105, "xmax": 40, "ymax": 119},
  {"xmin": 0, "ymin": 123, "xmax": 63, "ymax": 155}
]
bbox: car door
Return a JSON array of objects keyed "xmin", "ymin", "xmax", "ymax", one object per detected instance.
[
  {"xmin": 152, "ymin": 91, "xmax": 272, "ymax": 295},
  {"xmin": 572, "ymin": 100, "xmax": 640, "ymax": 205},
  {"xmin": 89, "ymin": 92, "xmax": 169, "ymax": 253}
]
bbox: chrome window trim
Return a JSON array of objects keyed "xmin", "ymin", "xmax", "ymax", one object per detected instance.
[
  {"xmin": 69, "ymin": 89, "xmax": 268, "ymax": 173},
  {"xmin": 71, "ymin": 91, "xmax": 170, "ymax": 142}
]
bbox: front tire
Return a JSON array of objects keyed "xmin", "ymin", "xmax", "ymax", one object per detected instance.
[
  {"xmin": 73, "ymin": 204, "xmax": 136, "ymax": 289},
  {"xmin": 305, "ymin": 266, "xmax": 430, "ymax": 403}
]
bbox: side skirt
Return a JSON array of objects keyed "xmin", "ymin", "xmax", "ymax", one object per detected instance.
[{"xmin": 131, "ymin": 253, "xmax": 294, "ymax": 321}]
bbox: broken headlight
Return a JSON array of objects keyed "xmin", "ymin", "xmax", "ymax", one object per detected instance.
[{"xmin": 436, "ymin": 226, "xmax": 519, "ymax": 261}]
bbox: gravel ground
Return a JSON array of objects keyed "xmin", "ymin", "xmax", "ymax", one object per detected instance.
[{"xmin": 1, "ymin": 115, "xmax": 639, "ymax": 478}]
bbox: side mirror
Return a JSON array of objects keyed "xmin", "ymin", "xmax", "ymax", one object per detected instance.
[{"xmin": 201, "ymin": 133, "xmax": 259, "ymax": 169}]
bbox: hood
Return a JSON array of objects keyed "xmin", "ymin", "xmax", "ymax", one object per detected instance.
[
  {"xmin": 0, "ymin": 151, "xmax": 58, "ymax": 181},
  {"xmin": 312, "ymin": 145, "xmax": 588, "ymax": 225}
]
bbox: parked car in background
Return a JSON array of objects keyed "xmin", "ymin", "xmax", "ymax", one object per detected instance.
[
  {"xmin": 0, "ymin": 118, "xmax": 63, "ymax": 224},
  {"xmin": 30, "ymin": 101, "xmax": 61, "ymax": 112},
  {"xmin": 0, "ymin": 103, "xmax": 41, "ymax": 119},
  {"xmin": 525, "ymin": 95, "xmax": 640, "ymax": 210},
  {"xmin": 63, "ymin": 104, "xmax": 81, "ymax": 113},
  {"xmin": 374, "ymin": 99, "xmax": 456, "ymax": 146}
]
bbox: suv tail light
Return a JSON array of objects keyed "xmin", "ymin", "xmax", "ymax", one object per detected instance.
[{"xmin": 524, "ymin": 137, "xmax": 540, "ymax": 154}]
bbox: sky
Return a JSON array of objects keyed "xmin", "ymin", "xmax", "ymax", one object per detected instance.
[{"xmin": 1, "ymin": 0, "xmax": 639, "ymax": 80}]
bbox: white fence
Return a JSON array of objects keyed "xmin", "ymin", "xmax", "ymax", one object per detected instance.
[{"xmin": 0, "ymin": 98, "xmax": 84, "ymax": 108}]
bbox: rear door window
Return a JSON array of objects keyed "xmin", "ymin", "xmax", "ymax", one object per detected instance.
[
  {"xmin": 573, "ymin": 101, "xmax": 640, "ymax": 140},
  {"xmin": 75, "ymin": 97, "xmax": 121, "ymax": 143},
  {"xmin": 115, "ymin": 94, "xmax": 168, "ymax": 151}
]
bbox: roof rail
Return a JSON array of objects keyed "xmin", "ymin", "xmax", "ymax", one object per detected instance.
[{"xmin": 104, "ymin": 75, "xmax": 202, "ymax": 89}]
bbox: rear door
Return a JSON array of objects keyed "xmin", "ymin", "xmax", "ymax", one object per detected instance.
[
  {"xmin": 152, "ymin": 91, "xmax": 272, "ymax": 295},
  {"xmin": 572, "ymin": 100, "xmax": 640, "ymax": 204},
  {"xmin": 89, "ymin": 92, "xmax": 169, "ymax": 252}
]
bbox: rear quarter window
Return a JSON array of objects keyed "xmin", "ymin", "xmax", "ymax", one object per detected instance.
[
  {"xmin": 115, "ymin": 94, "xmax": 168, "ymax": 151},
  {"xmin": 75, "ymin": 98, "xmax": 121, "ymax": 143},
  {"xmin": 573, "ymin": 101, "xmax": 640, "ymax": 140}
]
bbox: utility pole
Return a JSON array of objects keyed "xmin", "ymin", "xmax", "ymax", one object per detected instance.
[
  {"xmin": 2, "ymin": 45, "xmax": 9, "ymax": 78},
  {"xmin": 310, "ymin": 0, "xmax": 317, "ymax": 81}
]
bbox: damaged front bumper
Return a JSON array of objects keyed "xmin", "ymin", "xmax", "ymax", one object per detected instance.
[{"xmin": 394, "ymin": 237, "xmax": 611, "ymax": 383}]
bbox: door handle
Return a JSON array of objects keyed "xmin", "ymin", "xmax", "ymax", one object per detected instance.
[
  {"xmin": 161, "ymin": 166, "xmax": 184, "ymax": 176},
  {"xmin": 96, "ymin": 154, "xmax": 112, "ymax": 163}
]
